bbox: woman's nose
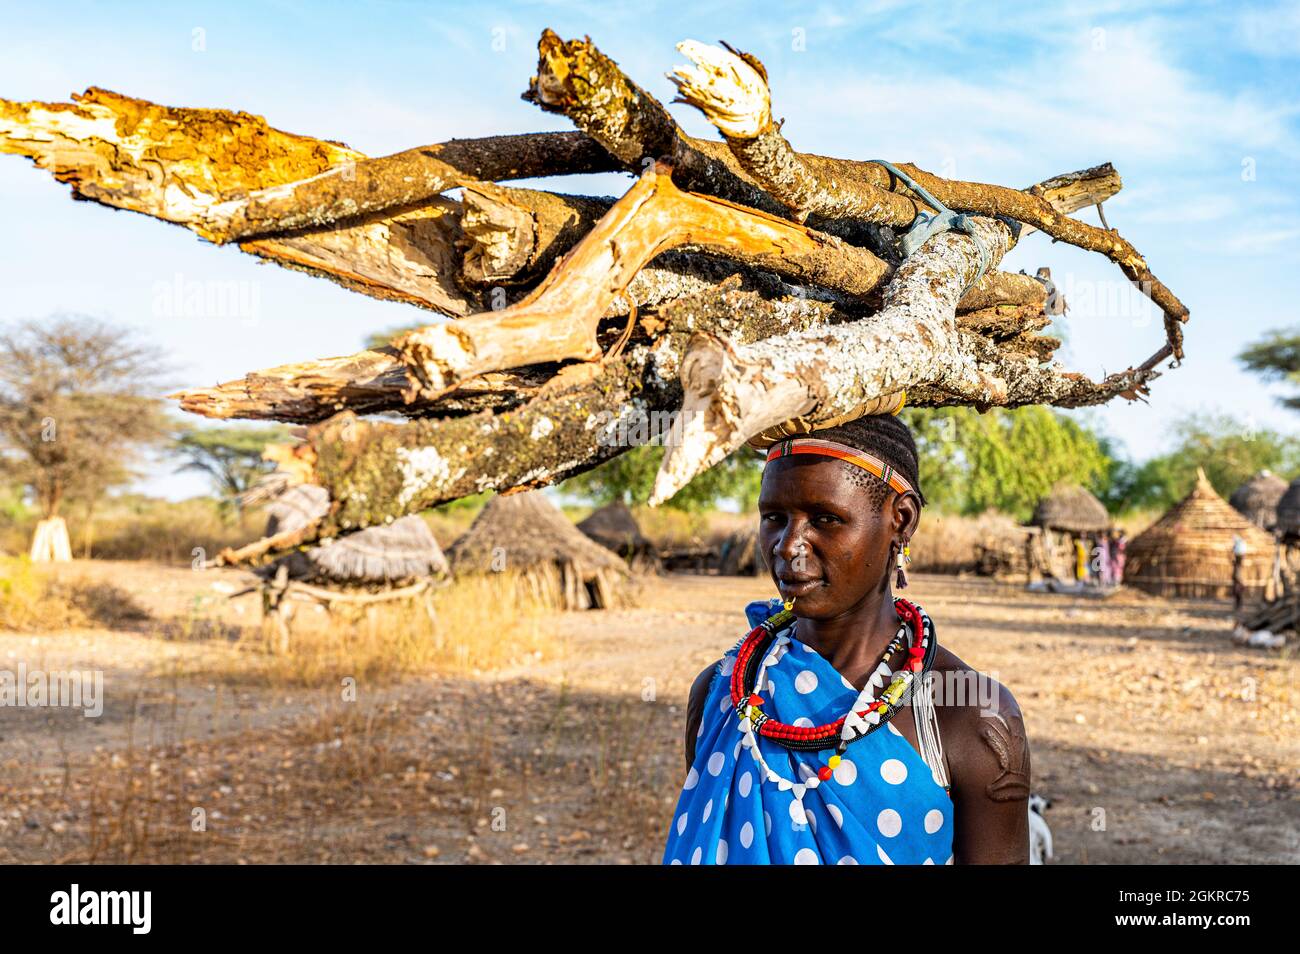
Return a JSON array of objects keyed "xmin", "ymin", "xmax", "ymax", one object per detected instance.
[{"xmin": 774, "ymin": 520, "xmax": 809, "ymax": 565}]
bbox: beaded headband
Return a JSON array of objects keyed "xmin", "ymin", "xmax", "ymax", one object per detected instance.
[{"xmin": 765, "ymin": 437, "xmax": 917, "ymax": 498}]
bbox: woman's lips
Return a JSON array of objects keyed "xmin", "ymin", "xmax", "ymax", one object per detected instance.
[{"xmin": 776, "ymin": 578, "xmax": 822, "ymax": 597}]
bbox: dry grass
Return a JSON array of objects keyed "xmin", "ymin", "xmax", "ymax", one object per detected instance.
[
  {"xmin": 2, "ymin": 567, "xmax": 1295, "ymax": 866},
  {"xmin": 162, "ymin": 571, "xmax": 562, "ymax": 689},
  {"xmin": 912, "ymin": 510, "xmax": 1026, "ymax": 574},
  {"xmin": 0, "ymin": 556, "xmax": 149, "ymax": 630},
  {"xmin": 1, "ymin": 497, "xmax": 264, "ymax": 564}
]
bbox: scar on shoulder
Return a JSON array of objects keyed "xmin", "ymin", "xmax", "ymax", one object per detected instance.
[{"xmin": 978, "ymin": 711, "xmax": 1030, "ymax": 802}]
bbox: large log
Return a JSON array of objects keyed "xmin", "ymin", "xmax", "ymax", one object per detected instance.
[
  {"xmin": 650, "ymin": 214, "xmax": 1158, "ymax": 503},
  {"xmin": 216, "ymin": 279, "xmax": 844, "ymax": 564}
]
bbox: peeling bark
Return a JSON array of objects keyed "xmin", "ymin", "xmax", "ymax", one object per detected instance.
[
  {"xmin": 0, "ymin": 88, "xmax": 483, "ymax": 315},
  {"xmin": 956, "ymin": 270, "xmax": 1048, "ymax": 313},
  {"xmin": 392, "ymin": 163, "xmax": 888, "ymax": 399},
  {"xmin": 207, "ymin": 132, "xmax": 619, "ymax": 243},
  {"xmin": 957, "ymin": 303, "xmax": 1053, "ymax": 339}
]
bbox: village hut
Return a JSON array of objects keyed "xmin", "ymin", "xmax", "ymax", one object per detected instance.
[
  {"xmin": 1229, "ymin": 470, "xmax": 1288, "ymax": 532},
  {"xmin": 718, "ymin": 528, "xmax": 764, "ymax": 576},
  {"xmin": 262, "ymin": 484, "xmax": 450, "ymax": 585},
  {"xmin": 1030, "ymin": 484, "xmax": 1110, "ymax": 534},
  {"xmin": 448, "ymin": 491, "xmax": 629, "ymax": 609},
  {"xmin": 1028, "ymin": 483, "xmax": 1110, "ymax": 581},
  {"xmin": 1273, "ymin": 475, "xmax": 1300, "ymax": 542},
  {"xmin": 577, "ymin": 501, "xmax": 660, "ymax": 571},
  {"xmin": 1125, "ymin": 469, "xmax": 1274, "ymax": 599}
]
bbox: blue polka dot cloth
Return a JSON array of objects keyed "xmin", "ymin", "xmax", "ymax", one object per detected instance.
[{"xmin": 663, "ymin": 599, "xmax": 953, "ymax": 865}]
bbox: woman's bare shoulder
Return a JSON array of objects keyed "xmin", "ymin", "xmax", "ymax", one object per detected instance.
[{"xmin": 927, "ymin": 645, "xmax": 1030, "ymax": 803}]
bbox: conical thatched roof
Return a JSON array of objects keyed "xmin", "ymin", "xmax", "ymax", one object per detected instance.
[
  {"xmin": 1273, "ymin": 476, "xmax": 1300, "ymax": 539},
  {"xmin": 577, "ymin": 501, "xmax": 657, "ymax": 565},
  {"xmin": 1126, "ymin": 469, "xmax": 1274, "ymax": 599},
  {"xmin": 264, "ymin": 483, "xmax": 330, "ymax": 535},
  {"xmin": 261, "ymin": 484, "xmax": 449, "ymax": 585},
  {"xmin": 449, "ymin": 491, "xmax": 628, "ymax": 609},
  {"xmin": 1029, "ymin": 483, "xmax": 1110, "ymax": 533},
  {"xmin": 1229, "ymin": 470, "xmax": 1287, "ymax": 531}
]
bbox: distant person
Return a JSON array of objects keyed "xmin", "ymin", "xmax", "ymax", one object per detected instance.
[
  {"xmin": 1231, "ymin": 534, "xmax": 1248, "ymax": 615},
  {"xmin": 1113, "ymin": 530, "xmax": 1128, "ymax": 585},
  {"xmin": 1095, "ymin": 533, "xmax": 1112, "ymax": 587},
  {"xmin": 666, "ymin": 414, "xmax": 1030, "ymax": 865},
  {"xmin": 1075, "ymin": 536, "xmax": 1090, "ymax": 586}
]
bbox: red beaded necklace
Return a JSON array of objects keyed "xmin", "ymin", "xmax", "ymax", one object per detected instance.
[{"xmin": 729, "ymin": 597, "xmax": 928, "ymax": 756}]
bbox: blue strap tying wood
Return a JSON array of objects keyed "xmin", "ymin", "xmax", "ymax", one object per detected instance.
[{"xmin": 871, "ymin": 159, "xmax": 991, "ymax": 290}]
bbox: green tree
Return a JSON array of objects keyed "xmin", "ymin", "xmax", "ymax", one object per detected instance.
[
  {"xmin": 364, "ymin": 324, "xmax": 424, "ymax": 350},
  {"xmin": 1239, "ymin": 327, "xmax": 1300, "ymax": 410},
  {"xmin": 0, "ymin": 316, "xmax": 172, "ymax": 557},
  {"xmin": 1115, "ymin": 413, "xmax": 1300, "ymax": 512},
  {"xmin": 905, "ymin": 406, "xmax": 1110, "ymax": 520},
  {"xmin": 173, "ymin": 424, "xmax": 295, "ymax": 513},
  {"xmin": 562, "ymin": 444, "xmax": 763, "ymax": 512}
]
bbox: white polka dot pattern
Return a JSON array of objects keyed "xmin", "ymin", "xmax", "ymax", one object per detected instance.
[{"xmin": 662, "ymin": 598, "xmax": 953, "ymax": 866}]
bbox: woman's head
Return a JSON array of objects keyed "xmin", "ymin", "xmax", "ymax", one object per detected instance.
[{"xmin": 757, "ymin": 414, "xmax": 923, "ymax": 620}]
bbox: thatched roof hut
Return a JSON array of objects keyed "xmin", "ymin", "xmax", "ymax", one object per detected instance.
[
  {"xmin": 1272, "ymin": 476, "xmax": 1300, "ymax": 540},
  {"xmin": 262, "ymin": 484, "xmax": 449, "ymax": 585},
  {"xmin": 1229, "ymin": 470, "xmax": 1287, "ymax": 531},
  {"xmin": 1029, "ymin": 483, "xmax": 1110, "ymax": 534},
  {"xmin": 449, "ymin": 491, "xmax": 628, "ymax": 609},
  {"xmin": 577, "ymin": 501, "xmax": 659, "ymax": 570},
  {"xmin": 1125, "ymin": 470, "xmax": 1274, "ymax": 599}
]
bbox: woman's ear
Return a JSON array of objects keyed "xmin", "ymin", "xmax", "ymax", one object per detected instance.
[{"xmin": 891, "ymin": 491, "xmax": 922, "ymax": 539}]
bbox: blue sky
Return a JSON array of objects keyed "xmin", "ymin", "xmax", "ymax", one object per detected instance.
[{"xmin": 2, "ymin": 0, "xmax": 1298, "ymax": 500}]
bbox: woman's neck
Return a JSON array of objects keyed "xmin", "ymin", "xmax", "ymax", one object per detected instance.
[{"xmin": 795, "ymin": 588, "xmax": 901, "ymax": 688}]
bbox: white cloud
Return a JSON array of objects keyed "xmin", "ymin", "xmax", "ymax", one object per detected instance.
[
  {"xmin": 777, "ymin": 23, "xmax": 1297, "ymax": 171},
  {"xmin": 1235, "ymin": 2, "xmax": 1300, "ymax": 57},
  {"xmin": 1212, "ymin": 226, "xmax": 1300, "ymax": 255}
]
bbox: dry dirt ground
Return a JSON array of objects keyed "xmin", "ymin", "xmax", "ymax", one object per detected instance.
[{"xmin": 0, "ymin": 561, "xmax": 1294, "ymax": 864}]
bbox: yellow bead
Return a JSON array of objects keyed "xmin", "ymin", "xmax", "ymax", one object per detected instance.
[{"xmin": 828, "ymin": 755, "xmax": 841, "ymax": 768}]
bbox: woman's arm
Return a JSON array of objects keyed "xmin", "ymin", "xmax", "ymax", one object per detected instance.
[
  {"xmin": 684, "ymin": 663, "xmax": 719, "ymax": 771},
  {"xmin": 945, "ymin": 673, "xmax": 1031, "ymax": 864}
]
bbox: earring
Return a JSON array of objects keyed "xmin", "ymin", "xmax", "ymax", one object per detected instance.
[{"xmin": 895, "ymin": 539, "xmax": 912, "ymax": 590}]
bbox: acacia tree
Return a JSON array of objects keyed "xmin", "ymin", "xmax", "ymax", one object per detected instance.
[
  {"xmin": 0, "ymin": 316, "xmax": 171, "ymax": 559},
  {"xmin": 174, "ymin": 424, "xmax": 294, "ymax": 515},
  {"xmin": 1239, "ymin": 328, "xmax": 1300, "ymax": 410}
]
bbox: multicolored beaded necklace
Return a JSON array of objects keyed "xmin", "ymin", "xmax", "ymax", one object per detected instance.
[{"xmin": 725, "ymin": 597, "xmax": 933, "ymax": 798}]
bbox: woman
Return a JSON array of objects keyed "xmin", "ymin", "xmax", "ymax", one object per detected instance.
[{"xmin": 663, "ymin": 414, "xmax": 1030, "ymax": 864}]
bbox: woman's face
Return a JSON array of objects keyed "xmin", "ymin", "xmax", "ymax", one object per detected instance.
[{"xmin": 757, "ymin": 456, "xmax": 919, "ymax": 620}]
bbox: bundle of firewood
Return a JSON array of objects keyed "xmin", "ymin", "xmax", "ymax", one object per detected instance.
[
  {"xmin": 0, "ymin": 31, "xmax": 1188, "ymax": 567},
  {"xmin": 1241, "ymin": 593, "xmax": 1300, "ymax": 635}
]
